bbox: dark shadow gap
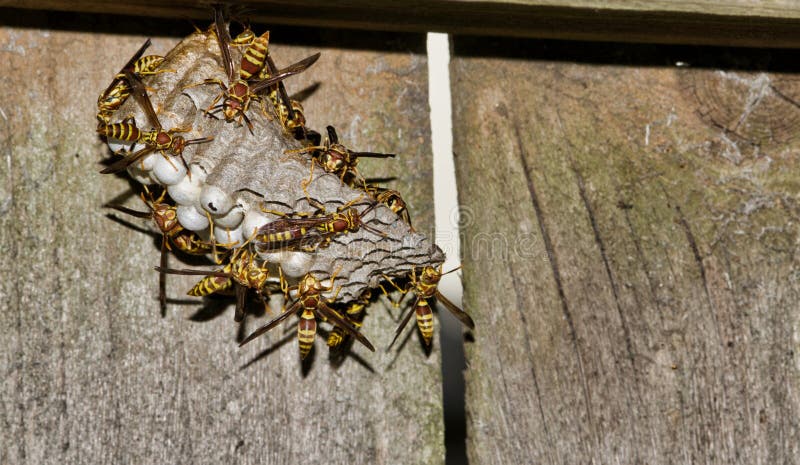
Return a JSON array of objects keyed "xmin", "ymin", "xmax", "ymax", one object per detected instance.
[
  {"xmin": 440, "ymin": 307, "xmax": 469, "ymax": 465},
  {"xmin": 0, "ymin": 7, "xmax": 427, "ymax": 54},
  {"xmin": 452, "ymin": 34, "xmax": 800, "ymax": 72}
]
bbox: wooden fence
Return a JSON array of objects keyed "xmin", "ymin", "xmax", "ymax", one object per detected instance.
[{"xmin": 1, "ymin": 2, "xmax": 799, "ymax": 464}]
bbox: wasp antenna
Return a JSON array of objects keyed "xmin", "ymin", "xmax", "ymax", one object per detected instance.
[
  {"xmin": 186, "ymin": 136, "xmax": 215, "ymax": 145},
  {"xmin": 441, "ymin": 265, "xmax": 463, "ymax": 276},
  {"xmin": 242, "ymin": 112, "xmax": 254, "ymax": 135},
  {"xmin": 361, "ymin": 223, "xmax": 387, "ymax": 238},
  {"xmin": 105, "ymin": 203, "xmax": 152, "ymax": 219}
]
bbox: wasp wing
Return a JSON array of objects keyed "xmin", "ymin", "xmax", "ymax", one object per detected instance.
[
  {"xmin": 234, "ymin": 283, "xmax": 247, "ymax": 322},
  {"xmin": 265, "ymin": 53, "xmax": 295, "ymax": 121},
  {"xmin": 159, "ymin": 239, "xmax": 168, "ymax": 316},
  {"xmin": 101, "ymin": 38, "xmax": 152, "ymax": 97},
  {"xmin": 435, "ymin": 291, "xmax": 475, "ymax": 329},
  {"xmin": 388, "ymin": 298, "xmax": 420, "ymax": 349},
  {"xmin": 250, "ymin": 53, "xmax": 321, "ymax": 94},
  {"xmin": 105, "ymin": 204, "xmax": 152, "ymax": 219},
  {"xmin": 212, "ymin": 3, "xmax": 236, "ymax": 82},
  {"xmin": 154, "ymin": 266, "xmax": 230, "ymax": 279},
  {"xmin": 100, "ymin": 146, "xmax": 156, "ymax": 174},
  {"xmin": 317, "ymin": 302, "xmax": 375, "ymax": 352},
  {"xmin": 239, "ymin": 299, "xmax": 302, "ymax": 346},
  {"xmin": 124, "ymin": 69, "xmax": 161, "ymax": 130}
]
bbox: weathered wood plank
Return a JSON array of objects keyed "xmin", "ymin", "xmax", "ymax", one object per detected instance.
[
  {"xmin": 452, "ymin": 37, "xmax": 800, "ymax": 464},
  {"xmin": 0, "ymin": 10, "xmax": 442, "ymax": 465},
  {"xmin": 2, "ymin": 1, "xmax": 800, "ymax": 47}
]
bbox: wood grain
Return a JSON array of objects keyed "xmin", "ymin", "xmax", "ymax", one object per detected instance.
[
  {"xmin": 0, "ymin": 11, "xmax": 442, "ymax": 465},
  {"xmin": 452, "ymin": 37, "xmax": 800, "ymax": 464},
  {"xmin": 3, "ymin": 0, "xmax": 800, "ymax": 47}
]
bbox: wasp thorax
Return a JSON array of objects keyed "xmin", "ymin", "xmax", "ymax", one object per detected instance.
[
  {"xmin": 154, "ymin": 204, "xmax": 180, "ymax": 233},
  {"xmin": 233, "ymin": 29, "xmax": 256, "ymax": 45},
  {"xmin": 155, "ymin": 131, "xmax": 172, "ymax": 146}
]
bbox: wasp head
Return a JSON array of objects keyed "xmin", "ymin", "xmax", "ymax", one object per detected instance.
[
  {"xmin": 223, "ymin": 99, "xmax": 242, "ymax": 121},
  {"xmin": 170, "ymin": 136, "xmax": 187, "ymax": 155},
  {"xmin": 321, "ymin": 149, "xmax": 346, "ymax": 172},
  {"xmin": 298, "ymin": 274, "xmax": 322, "ymax": 296},
  {"xmin": 420, "ymin": 266, "xmax": 442, "ymax": 287}
]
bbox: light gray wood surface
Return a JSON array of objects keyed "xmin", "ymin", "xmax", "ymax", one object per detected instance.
[{"xmin": 452, "ymin": 37, "xmax": 800, "ymax": 464}]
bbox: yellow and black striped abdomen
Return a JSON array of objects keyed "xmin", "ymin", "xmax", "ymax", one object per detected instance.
[
  {"xmin": 99, "ymin": 122, "xmax": 141, "ymax": 142},
  {"xmin": 97, "ymin": 82, "xmax": 130, "ymax": 108},
  {"xmin": 327, "ymin": 329, "xmax": 345, "ymax": 349},
  {"xmin": 189, "ymin": 271, "xmax": 233, "ymax": 297},
  {"xmin": 414, "ymin": 299, "xmax": 434, "ymax": 347},
  {"xmin": 133, "ymin": 55, "xmax": 165, "ymax": 74},
  {"xmin": 257, "ymin": 226, "xmax": 308, "ymax": 246},
  {"xmin": 239, "ymin": 32, "xmax": 269, "ymax": 80},
  {"xmin": 327, "ymin": 302, "xmax": 366, "ymax": 350},
  {"xmin": 297, "ymin": 309, "xmax": 317, "ymax": 359}
]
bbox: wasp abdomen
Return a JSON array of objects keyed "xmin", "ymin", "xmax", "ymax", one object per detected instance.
[
  {"xmin": 239, "ymin": 32, "xmax": 269, "ymax": 80},
  {"xmin": 100, "ymin": 122, "xmax": 141, "ymax": 142},
  {"xmin": 414, "ymin": 300, "xmax": 434, "ymax": 346},
  {"xmin": 298, "ymin": 309, "xmax": 317, "ymax": 359}
]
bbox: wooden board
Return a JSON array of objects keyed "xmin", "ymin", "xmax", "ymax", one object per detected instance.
[
  {"xmin": 0, "ymin": 10, "xmax": 443, "ymax": 465},
  {"xmin": 451, "ymin": 36, "xmax": 800, "ymax": 463},
  {"xmin": 3, "ymin": 0, "xmax": 800, "ymax": 47}
]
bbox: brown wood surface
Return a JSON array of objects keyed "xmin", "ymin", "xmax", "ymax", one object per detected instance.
[
  {"xmin": 0, "ymin": 11, "xmax": 443, "ymax": 465},
  {"xmin": 3, "ymin": 1, "xmax": 800, "ymax": 47},
  {"xmin": 452, "ymin": 38, "xmax": 800, "ymax": 463}
]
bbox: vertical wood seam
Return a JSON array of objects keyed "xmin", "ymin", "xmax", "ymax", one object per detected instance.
[
  {"xmin": 512, "ymin": 122, "xmax": 598, "ymax": 459},
  {"xmin": 571, "ymin": 164, "xmax": 645, "ymax": 457},
  {"xmin": 507, "ymin": 262, "xmax": 556, "ymax": 462}
]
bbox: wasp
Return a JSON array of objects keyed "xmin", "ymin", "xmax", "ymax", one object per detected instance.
[
  {"xmin": 288, "ymin": 126, "xmax": 395, "ymax": 188},
  {"xmin": 240, "ymin": 273, "xmax": 375, "ymax": 359},
  {"xmin": 228, "ymin": 20, "xmax": 310, "ymax": 140},
  {"xmin": 254, "ymin": 201, "xmax": 384, "ymax": 252},
  {"xmin": 237, "ymin": 32, "xmax": 311, "ymax": 141},
  {"xmin": 156, "ymin": 245, "xmax": 273, "ymax": 322},
  {"xmin": 99, "ymin": 70, "xmax": 214, "ymax": 174},
  {"xmin": 327, "ymin": 290, "xmax": 372, "ymax": 352},
  {"xmin": 107, "ymin": 186, "xmax": 213, "ymax": 313},
  {"xmin": 368, "ymin": 186, "xmax": 413, "ymax": 230},
  {"xmin": 275, "ymin": 94, "xmax": 308, "ymax": 140},
  {"xmin": 96, "ymin": 39, "xmax": 173, "ymax": 125},
  {"xmin": 217, "ymin": 13, "xmax": 314, "ymax": 141},
  {"xmin": 258, "ymin": 53, "xmax": 310, "ymax": 140},
  {"xmin": 186, "ymin": 6, "xmax": 320, "ymax": 131},
  {"xmin": 387, "ymin": 266, "xmax": 475, "ymax": 348}
]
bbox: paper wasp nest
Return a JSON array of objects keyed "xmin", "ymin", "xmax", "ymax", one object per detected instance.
[{"xmin": 106, "ymin": 30, "xmax": 443, "ymax": 303}]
